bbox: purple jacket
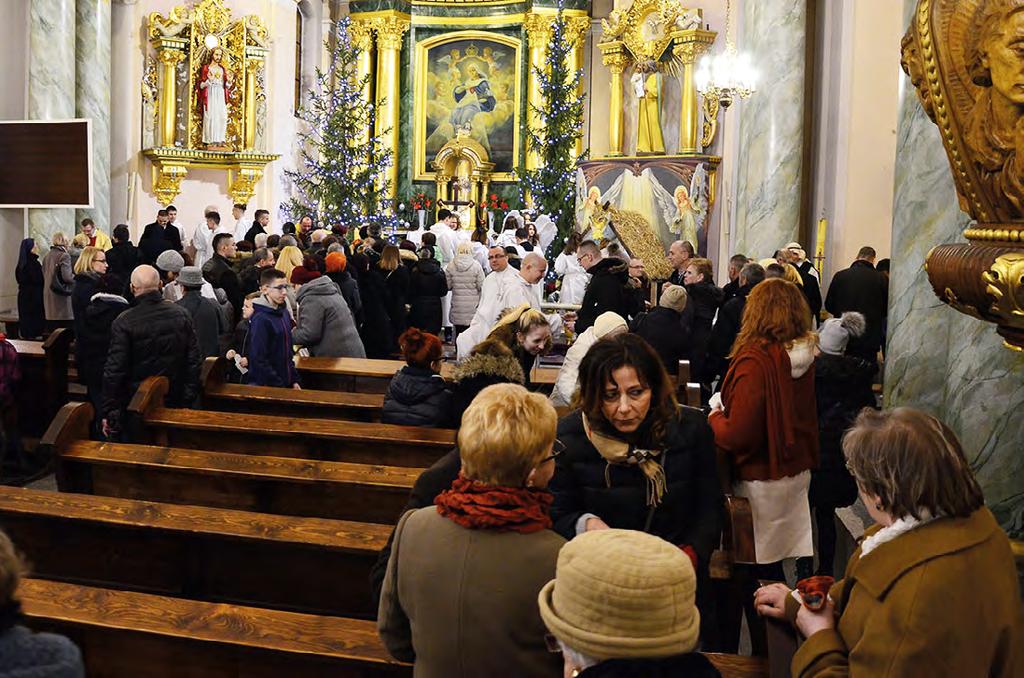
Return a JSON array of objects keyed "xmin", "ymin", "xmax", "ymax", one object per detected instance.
[{"xmin": 245, "ymin": 297, "xmax": 298, "ymax": 387}]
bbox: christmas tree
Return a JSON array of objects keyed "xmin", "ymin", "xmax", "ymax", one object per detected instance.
[
  {"xmin": 284, "ymin": 18, "xmax": 401, "ymax": 235},
  {"xmin": 518, "ymin": 5, "xmax": 588, "ymax": 258}
]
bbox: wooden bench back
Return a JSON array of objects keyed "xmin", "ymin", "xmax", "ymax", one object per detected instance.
[
  {"xmin": 8, "ymin": 328, "xmax": 71, "ymax": 436},
  {"xmin": 129, "ymin": 377, "xmax": 454, "ymax": 467},
  {"xmin": 0, "ymin": 485, "xmax": 386, "ymax": 618},
  {"xmin": 201, "ymin": 357, "xmax": 387, "ymax": 421},
  {"xmin": 20, "ymin": 579, "xmax": 410, "ymax": 677},
  {"xmin": 47, "ymin": 401, "xmax": 419, "ymax": 525}
]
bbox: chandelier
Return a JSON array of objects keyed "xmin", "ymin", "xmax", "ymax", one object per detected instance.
[{"xmin": 694, "ymin": 0, "xmax": 756, "ymax": 108}]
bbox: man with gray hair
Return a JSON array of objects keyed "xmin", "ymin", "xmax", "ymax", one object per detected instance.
[{"xmin": 101, "ymin": 265, "xmax": 201, "ymax": 438}]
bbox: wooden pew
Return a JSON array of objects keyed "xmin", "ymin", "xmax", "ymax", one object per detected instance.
[
  {"xmin": 297, "ymin": 355, "xmax": 561, "ymax": 393},
  {"xmin": 20, "ymin": 579, "xmax": 410, "ymax": 677},
  {"xmin": 129, "ymin": 377, "xmax": 454, "ymax": 468},
  {"xmin": 8, "ymin": 328, "xmax": 71, "ymax": 437},
  {"xmin": 0, "ymin": 486, "xmax": 387, "ymax": 618},
  {"xmin": 201, "ymin": 357, "xmax": 386, "ymax": 421},
  {"xmin": 20, "ymin": 579, "xmax": 769, "ymax": 677},
  {"xmin": 46, "ymin": 401, "xmax": 419, "ymax": 525}
]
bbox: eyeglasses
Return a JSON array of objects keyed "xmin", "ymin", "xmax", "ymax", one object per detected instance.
[{"xmin": 541, "ymin": 439, "xmax": 566, "ymax": 464}]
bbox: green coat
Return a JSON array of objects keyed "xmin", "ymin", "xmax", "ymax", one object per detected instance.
[{"xmin": 790, "ymin": 507, "xmax": 1023, "ymax": 677}]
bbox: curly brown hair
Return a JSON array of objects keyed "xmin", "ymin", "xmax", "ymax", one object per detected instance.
[
  {"xmin": 730, "ymin": 278, "xmax": 814, "ymax": 358},
  {"xmin": 573, "ymin": 333, "xmax": 678, "ymax": 446}
]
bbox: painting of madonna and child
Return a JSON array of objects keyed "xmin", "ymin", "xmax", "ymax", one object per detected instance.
[{"xmin": 419, "ymin": 36, "xmax": 520, "ymax": 176}]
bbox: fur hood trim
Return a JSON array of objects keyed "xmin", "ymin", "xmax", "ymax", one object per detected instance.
[{"xmin": 453, "ymin": 352, "xmax": 525, "ymax": 384}]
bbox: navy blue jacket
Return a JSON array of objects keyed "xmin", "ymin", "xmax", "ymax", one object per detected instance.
[{"xmin": 245, "ymin": 298, "xmax": 298, "ymax": 387}]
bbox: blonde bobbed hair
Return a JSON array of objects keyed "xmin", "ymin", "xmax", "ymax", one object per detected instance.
[
  {"xmin": 458, "ymin": 383, "xmax": 557, "ymax": 486},
  {"xmin": 74, "ymin": 246, "xmax": 104, "ymax": 275},
  {"xmin": 277, "ymin": 245, "xmax": 304, "ymax": 282},
  {"xmin": 51, "ymin": 232, "xmax": 68, "ymax": 248}
]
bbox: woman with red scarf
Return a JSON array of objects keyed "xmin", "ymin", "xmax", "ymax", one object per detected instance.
[
  {"xmin": 377, "ymin": 383, "xmax": 565, "ymax": 677},
  {"xmin": 708, "ymin": 278, "xmax": 819, "ymax": 582}
]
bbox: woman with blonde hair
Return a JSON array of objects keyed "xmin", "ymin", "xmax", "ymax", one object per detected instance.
[
  {"xmin": 486, "ymin": 304, "xmax": 552, "ymax": 388},
  {"xmin": 379, "ymin": 244, "xmax": 410, "ymax": 345},
  {"xmin": 379, "ymin": 383, "xmax": 566, "ymax": 677},
  {"xmin": 71, "ymin": 246, "xmax": 109, "ymax": 331},
  {"xmin": 709, "ymin": 278, "xmax": 818, "ymax": 583},
  {"xmin": 42, "ymin": 232, "xmax": 74, "ymax": 320},
  {"xmin": 0, "ymin": 530, "xmax": 84, "ymax": 675},
  {"xmin": 755, "ymin": 408, "xmax": 1022, "ymax": 677},
  {"xmin": 276, "ymin": 245, "xmax": 304, "ymax": 283}
]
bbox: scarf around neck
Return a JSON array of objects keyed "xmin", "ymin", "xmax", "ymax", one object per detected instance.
[
  {"xmin": 435, "ymin": 474, "xmax": 553, "ymax": 533},
  {"xmin": 582, "ymin": 414, "xmax": 667, "ymax": 507}
]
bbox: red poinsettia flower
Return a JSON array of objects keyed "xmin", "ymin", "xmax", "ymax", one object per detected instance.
[
  {"xmin": 500, "ymin": 201, "xmax": 509, "ymax": 209},
  {"xmin": 413, "ymin": 202, "xmax": 422, "ymax": 210},
  {"xmin": 490, "ymin": 194, "xmax": 498, "ymax": 201}
]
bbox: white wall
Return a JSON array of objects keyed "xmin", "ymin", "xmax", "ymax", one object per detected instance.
[
  {"xmin": 0, "ymin": 0, "xmax": 29, "ymax": 313},
  {"xmin": 111, "ymin": 0, "xmax": 312, "ymax": 245},
  {"xmin": 810, "ymin": 0, "xmax": 901, "ymax": 286}
]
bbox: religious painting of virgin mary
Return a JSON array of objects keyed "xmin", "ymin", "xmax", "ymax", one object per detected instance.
[{"xmin": 415, "ymin": 31, "xmax": 522, "ymax": 180}]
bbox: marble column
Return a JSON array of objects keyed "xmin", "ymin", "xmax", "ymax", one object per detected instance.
[
  {"xmin": 28, "ymin": 0, "xmax": 76, "ymax": 251},
  {"xmin": 887, "ymin": 1, "xmax": 1024, "ymax": 539},
  {"xmin": 76, "ymin": 0, "xmax": 111, "ymax": 230},
  {"xmin": 733, "ymin": 0, "xmax": 806, "ymax": 258}
]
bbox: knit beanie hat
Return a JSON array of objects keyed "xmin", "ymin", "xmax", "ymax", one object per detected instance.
[
  {"xmin": 538, "ymin": 529, "xmax": 699, "ymax": 660},
  {"xmin": 155, "ymin": 250, "xmax": 184, "ymax": 273},
  {"xmin": 178, "ymin": 266, "xmax": 204, "ymax": 288},
  {"xmin": 290, "ymin": 265, "xmax": 320, "ymax": 285},
  {"xmin": 819, "ymin": 311, "xmax": 866, "ymax": 356},
  {"xmin": 325, "ymin": 251, "xmax": 347, "ymax": 273},
  {"xmin": 593, "ymin": 312, "xmax": 627, "ymax": 338},
  {"xmin": 659, "ymin": 285, "xmax": 688, "ymax": 313}
]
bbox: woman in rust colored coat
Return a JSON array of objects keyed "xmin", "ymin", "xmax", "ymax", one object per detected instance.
[{"xmin": 708, "ymin": 279, "xmax": 818, "ymax": 582}]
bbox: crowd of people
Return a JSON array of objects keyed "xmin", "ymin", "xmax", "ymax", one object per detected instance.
[{"xmin": 3, "ymin": 207, "xmax": 1021, "ymax": 677}]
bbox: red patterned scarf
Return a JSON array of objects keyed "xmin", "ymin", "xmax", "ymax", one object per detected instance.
[{"xmin": 435, "ymin": 474, "xmax": 553, "ymax": 533}]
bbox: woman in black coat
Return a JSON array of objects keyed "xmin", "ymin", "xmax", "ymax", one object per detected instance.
[
  {"xmin": 349, "ymin": 253, "xmax": 395, "ymax": 358},
  {"xmin": 379, "ymin": 245, "xmax": 409, "ymax": 346},
  {"xmin": 71, "ymin": 246, "xmax": 109, "ymax": 334},
  {"xmin": 14, "ymin": 239, "xmax": 45, "ymax": 340},
  {"xmin": 76, "ymin": 273, "xmax": 130, "ymax": 435},
  {"xmin": 381, "ymin": 328, "xmax": 451, "ymax": 427},
  {"xmin": 446, "ymin": 338, "xmax": 525, "ymax": 428},
  {"xmin": 407, "ymin": 248, "xmax": 448, "ymax": 337},
  {"xmin": 549, "ymin": 334, "xmax": 723, "ymax": 642}
]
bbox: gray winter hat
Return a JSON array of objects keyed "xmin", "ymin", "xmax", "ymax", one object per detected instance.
[
  {"xmin": 155, "ymin": 249, "xmax": 184, "ymax": 273},
  {"xmin": 177, "ymin": 266, "xmax": 205, "ymax": 288},
  {"xmin": 819, "ymin": 312, "xmax": 867, "ymax": 356}
]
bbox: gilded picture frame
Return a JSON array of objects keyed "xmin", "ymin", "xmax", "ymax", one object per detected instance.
[{"xmin": 414, "ymin": 30, "xmax": 522, "ymax": 182}]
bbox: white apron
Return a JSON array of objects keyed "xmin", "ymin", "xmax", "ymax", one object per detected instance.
[{"xmin": 733, "ymin": 470, "xmax": 814, "ymax": 564}]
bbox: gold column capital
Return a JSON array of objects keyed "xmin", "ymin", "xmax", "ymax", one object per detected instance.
[
  {"xmin": 373, "ymin": 16, "xmax": 409, "ymax": 51},
  {"xmin": 524, "ymin": 13, "xmax": 555, "ymax": 47},
  {"xmin": 671, "ymin": 29, "xmax": 717, "ymax": 65},
  {"xmin": 350, "ymin": 18, "xmax": 375, "ymax": 51},
  {"xmin": 156, "ymin": 47, "xmax": 186, "ymax": 66},
  {"xmin": 564, "ymin": 16, "xmax": 591, "ymax": 48},
  {"xmin": 601, "ymin": 49, "xmax": 629, "ymax": 74}
]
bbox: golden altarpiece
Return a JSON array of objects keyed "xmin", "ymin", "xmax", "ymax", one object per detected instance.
[{"xmin": 142, "ymin": 0, "xmax": 279, "ymax": 205}]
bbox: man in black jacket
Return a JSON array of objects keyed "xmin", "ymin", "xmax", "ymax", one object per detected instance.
[
  {"xmin": 706, "ymin": 262, "xmax": 766, "ymax": 386},
  {"xmin": 825, "ymin": 246, "xmax": 888, "ymax": 362},
  {"xmin": 101, "ymin": 265, "xmax": 201, "ymax": 438},
  {"xmin": 105, "ymin": 225, "xmax": 139, "ymax": 293},
  {"xmin": 239, "ymin": 247, "xmax": 275, "ymax": 296},
  {"xmin": 575, "ymin": 240, "xmax": 641, "ymax": 333},
  {"xmin": 243, "ymin": 209, "xmax": 270, "ymax": 245},
  {"xmin": 720, "ymin": 254, "xmax": 749, "ymax": 302},
  {"xmin": 139, "ymin": 209, "xmax": 183, "ymax": 262},
  {"xmin": 203, "ymin": 234, "xmax": 244, "ymax": 324}
]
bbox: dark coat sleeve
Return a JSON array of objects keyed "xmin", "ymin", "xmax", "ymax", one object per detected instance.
[
  {"xmin": 369, "ymin": 449, "xmax": 461, "ymax": 609},
  {"xmin": 222, "ymin": 271, "xmax": 244, "ymax": 325},
  {"xmin": 182, "ymin": 313, "xmax": 203, "ymax": 406},
  {"xmin": 101, "ymin": 316, "xmax": 131, "ymax": 422},
  {"xmin": 575, "ymin": 273, "xmax": 623, "ymax": 334},
  {"xmin": 675, "ymin": 416, "xmax": 725, "ymax": 562}
]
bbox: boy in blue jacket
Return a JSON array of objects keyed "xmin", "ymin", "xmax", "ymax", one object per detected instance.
[{"xmin": 246, "ymin": 268, "xmax": 300, "ymax": 389}]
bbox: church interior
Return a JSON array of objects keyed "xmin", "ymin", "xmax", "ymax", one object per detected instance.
[{"xmin": 0, "ymin": 0, "xmax": 1022, "ymax": 675}]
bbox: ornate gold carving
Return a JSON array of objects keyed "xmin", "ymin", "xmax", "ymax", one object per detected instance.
[
  {"xmin": 903, "ymin": 0, "xmax": 1024, "ymax": 349},
  {"xmin": 373, "ymin": 16, "xmax": 409, "ymax": 50},
  {"xmin": 227, "ymin": 165, "xmax": 265, "ymax": 205},
  {"xmin": 701, "ymin": 92, "xmax": 720, "ymax": 148},
  {"xmin": 523, "ymin": 12, "xmax": 555, "ymax": 47},
  {"xmin": 148, "ymin": 8, "xmax": 193, "ymax": 39},
  {"xmin": 600, "ymin": 47, "xmax": 629, "ymax": 74},
  {"xmin": 607, "ymin": 207, "xmax": 673, "ymax": 280},
  {"xmin": 156, "ymin": 48, "xmax": 186, "ymax": 67},
  {"xmin": 350, "ymin": 19, "xmax": 374, "ymax": 51},
  {"xmin": 598, "ymin": 0, "xmax": 691, "ymax": 63},
  {"xmin": 671, "ymin": 29, "xmax": 716, "ymax": 65},
  {"xmin": 564, "ymin": 16, "xmax": 591, "ymax": 48},
  {"xmin": 151, "ymin": 162, "xmax": 188, "ymax": 205},
  {"xmin": 983, "ymin": 252, "xmax": 1024, "ymax": 320}
]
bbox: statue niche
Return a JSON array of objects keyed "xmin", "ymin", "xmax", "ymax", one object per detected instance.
[
  {"xmin": 432, "ymin": 130, "xmax": 495, "ymax": 229},
  {"xmin": 902, "ymin": 0, "xmax": 1024, "ymax": 348},
  {"xmin": 198, "ymin": 45, "xmax": 234, "ymax": 149}
]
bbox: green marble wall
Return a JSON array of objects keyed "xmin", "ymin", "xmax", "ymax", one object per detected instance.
[{"xmin": 888, "ymin": 1, "xmax": 1024, "ymax": 539}]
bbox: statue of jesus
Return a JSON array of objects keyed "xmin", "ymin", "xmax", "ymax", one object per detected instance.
[{"xmin": 198, "ymin": 47, "xmax": 233, "ymax": 147}]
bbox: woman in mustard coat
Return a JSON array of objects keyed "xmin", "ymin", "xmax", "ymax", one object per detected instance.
[{"xmin": 755, "ymin": 407, "xmax": 1022, "ymax": 677}]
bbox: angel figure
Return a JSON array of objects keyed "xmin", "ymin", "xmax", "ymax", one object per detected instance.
[
  {"xmin": 652, "ymin": 163, "xmax": 708, "ymax": 253},
  {"xmin": 674, "ymin": 8, "xmax": 702, "ymax": 31},
  {"xmin": 198, "ymin": 46, "xmax": 233, "ymax": 147},
  {"xmin": 581, "ymin": 186, "xmax": 610, "ymax": 241}
]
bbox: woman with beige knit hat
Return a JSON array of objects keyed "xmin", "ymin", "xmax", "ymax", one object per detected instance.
[
  {"xmin": 539, "ymin": 529, "xmax": 720, "ymax": 677},
  {"xmin": 549, "ymin": 333, "xmax": 723, "ymax": 644}
]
